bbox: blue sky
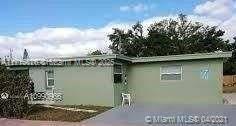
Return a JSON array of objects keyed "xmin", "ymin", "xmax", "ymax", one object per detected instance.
[
  {"xmin": 0, "ymin": 0, "xmax": 203, "ymax": 35},
  {"xmin": 0, "ymin": 0, "xmax": 235, "ymax": 58}
]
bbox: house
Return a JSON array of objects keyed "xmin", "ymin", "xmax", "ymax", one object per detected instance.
[{"xmin": 3, "ymin": 52, "xmax": 232, "ymax": 106}]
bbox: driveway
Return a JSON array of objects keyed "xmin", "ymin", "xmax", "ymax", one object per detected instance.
[
  {"xmin": 80, "ymin": 104, "xmax": 236, "ymax": 126},
  {"xmin": 0, "ymin": 118, "xmax": 81, "ymax": 126},
  {"xmin": 1, "ymin": 104, "xmax": 236, "ymax": 126}
]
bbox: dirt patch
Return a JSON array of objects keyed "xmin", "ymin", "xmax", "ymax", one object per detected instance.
[{"xmin": 23, "ymin": 105, "xmax": 112, "ymax": 122}]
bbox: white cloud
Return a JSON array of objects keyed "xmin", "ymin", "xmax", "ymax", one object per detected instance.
[
  {"xmin": 133, "ymin": 3, "xmax": 149, "ymax": 12},
  {"xmin": 120, "ymin": 3, "xmax": 152, "ymax": 12},
  {"xmin": 120, "ymin": 6, "xmax": 130, "ymax": 12},
  {"xmin": 0, "ymin": 14, "xmax": 235, "ymax": 59},
  {"xmin": 0, "ymin": 23, "xmax": 132, "ymax": 59},
  {"xmin": 141, "ymin": 14, "xmax": 223, "ymax": 36},
  {"xmin": 220, "ymin": 15, "xmax": 236, "ymax": 41},
  {"xmin": 142, "ymin": 14, "xmax": 222, "ymax": 27},
  {"xmin": 194, "ymin": 0, "xmax": 236, "ymax": 41},
  {"xmin": 194, "ymin": 0, "xmax": 236, "ymax": 20},
  {"xmin": 1, "ymin": 13, "xmax": 236, "ymax": 59}
]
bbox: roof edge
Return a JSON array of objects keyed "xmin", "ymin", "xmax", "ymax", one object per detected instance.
[
  {"xmin": 131, "ymin": 51, "xmax": 232, "ymax": 63},
  {"xmin": 2, "ymin": 52, "xmax": 232, "ymax": 66}
]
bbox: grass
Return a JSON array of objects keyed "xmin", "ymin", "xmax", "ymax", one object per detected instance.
[{"xmin": 23, "ymin": 104, "xmax": 112, "ymax": 122}]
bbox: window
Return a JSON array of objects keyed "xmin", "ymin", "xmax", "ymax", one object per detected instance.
[
  {"xmin": 46, "ymin": 70, "xmax": 54, "ymax": 88},
  {"xmin": 114, "ymin": 64, "xmax": 122, "ymax": 83},
  {"xmin": 161, "ymin": 65, "xmax": 182, "ymax": 80}
]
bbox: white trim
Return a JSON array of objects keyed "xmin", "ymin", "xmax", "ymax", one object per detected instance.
[
  {"xmin": 160, "ymin": 65, "xmax": 183, "ymax": 81},
  {"xmin": 46, "ymin": 70, "xmax": 54, "ymax": 88}
]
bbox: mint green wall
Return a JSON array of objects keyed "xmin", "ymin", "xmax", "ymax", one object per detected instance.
[
  {"xmin": 29, "ymin": 66, "xmax": 115, "ymax": 106},
  {"xmin": 28, "ymin": 58, "xmax": 224, "ymax": 106},
  {"xmin": 127, "ymin": 59, "xmax": 223, "ymax": 104},
  {"xmin": 54, "ymin": 66, "xmax": 114, "ymax": 106},
  {"xmin": 29, "ymin": 67, "xmax": 47, "ymax": 92}
]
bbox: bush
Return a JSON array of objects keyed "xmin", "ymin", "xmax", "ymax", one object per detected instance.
[{"xmin": 0, "ymin": 66, "xmax": 32, "ymax": 118}]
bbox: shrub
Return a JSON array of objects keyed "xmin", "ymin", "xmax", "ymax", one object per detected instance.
[{"xmin": 0, "ymin": 65, "xmax": 32, "ymax": 118}]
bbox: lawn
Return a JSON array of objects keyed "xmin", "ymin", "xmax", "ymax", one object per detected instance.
[{"xmin": 23, "ymin": 104, "xmax": 112, "ymax": 122}]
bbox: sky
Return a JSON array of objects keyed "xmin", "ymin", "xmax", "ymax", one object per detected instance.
[{"xmin": 0, "ymin": 0, "xmax": 236, "ymax": 59}]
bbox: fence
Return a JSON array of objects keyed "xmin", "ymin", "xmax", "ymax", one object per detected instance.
[{"xmin": 223, "ymin": 75, "xmax": 236, "ymax": 93}]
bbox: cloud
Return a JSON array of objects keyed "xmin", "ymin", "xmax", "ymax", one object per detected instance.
[
  {"xmin": 133, "ymin": 3, "xmax": 149, "ymax": 12},
  {"xmin": 1, "ymin": 0, "xmax": 236, "ymax": 59},
  {"xmin": 119, "ymin": 6, "xmax": 130, "ymax": 12},
  {"xmin": 220, "ymin": 15, "xmax": 236, "ymax": 41},
  {"xmin": 0, "ymin": 23, "xmax": 132, "ymax": 59},
  {"xmin": 194, "ymin": 0, "xmax": 236, "ymax": 41},
  {"xmin": 194, "ymin": 0, "xmax": 236, "ymax": 20},
  {"xmin": 142, "ymin": 14, "xmax": 222, "ymax": 27},
  {"xmin": 0, "ymin": 14, "xmax": 235, "ymax": 59},
  {"xmin": 120, "ymin": 3, "xmax": 153, "ymax": 13}
]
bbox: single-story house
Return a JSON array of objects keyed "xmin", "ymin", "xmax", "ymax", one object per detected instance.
[{"xmin": 3, "ymin": 52, "xmax": 232, "ymax": 106}]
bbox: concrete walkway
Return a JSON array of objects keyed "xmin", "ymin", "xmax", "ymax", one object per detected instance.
[{"xmin": 44, "ymin": 105, "xmax": 97, "ymax": 113}]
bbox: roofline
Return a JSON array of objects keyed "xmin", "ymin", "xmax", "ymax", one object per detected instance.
[
  {"xmin": 131, "ymin": 51, "xmax": 232, "ymax": 63},
  {"xmin": 49, "ymin": 54, "xmax": 117, "ymax": 61},
  {"xmin": 48, "ymin": 54, "xmax": 133, "ymax": 61},
  {"xmin": 2, "ymin": 52, "xmax": 232, "ymax": 66},
  {"xmin": 50, "ymin": 51, "xmax": 232, "ymax": 62}
]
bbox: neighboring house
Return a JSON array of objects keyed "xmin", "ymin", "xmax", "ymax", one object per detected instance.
[{"xmin": 3, "ymin": 52, "xmax": 232, "ymax": 107}]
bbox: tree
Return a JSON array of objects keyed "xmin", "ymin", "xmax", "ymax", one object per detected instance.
[
  {"xmin": 108, "ymin": 22, "xmax": 145, "ymax": 57},
  {"xmin": 89, "ymin": 50, "xmax": 107, "ymax": 55},
  {"xmin": 224, "ymin": 37, "xmax": 236, "ymax": 75},
  {"xmin": 108, "ymin": 14, "xmax": 233, "ymax": 57},
  {"xmin": 23, "ymin": 49, "xmax": 29, "ymax": 60},
  {"xmin": 108, "ymin": 14, "xmax": 236, "ymax": 74},
  {"xmin": 0, "ymin": 65, "xmax": 32, "ymax": 117}
]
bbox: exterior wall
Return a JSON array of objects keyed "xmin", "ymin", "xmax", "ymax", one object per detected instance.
[
  {"xmin": 28, "ymin": 58, "xmax": 224, "ymax": 106},
  {"xmin": 54, "ymin": 66, "xmax": 114, "ymax": 106},
  {"xmin": 127, "ymin": 59, "xmax": 223, "ymax": 104},
  {"xmin": 29, "ymin": 67, "xmax": 47, "ymax": 92},
  {"xmin": 29, "ymin": 66, "xmax": 115, "ymax": 106}
]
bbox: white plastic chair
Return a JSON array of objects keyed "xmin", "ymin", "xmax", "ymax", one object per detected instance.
[{"xmin": 121, "ymin": 93, "xmax": 131, "ymax": 106}]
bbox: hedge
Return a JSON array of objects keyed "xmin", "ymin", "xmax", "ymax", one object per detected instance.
[{"xmin": 0, "ymin": 66, "xmax": 33, "ymax": 118}]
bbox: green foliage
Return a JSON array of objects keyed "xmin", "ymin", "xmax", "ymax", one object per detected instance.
[
  {"xmin": 89, "ymin": 50, "xmax": 107, "ymax": 55},
  {"xmin": 108, "ymin": 14, "xmax": 236, "ymax": 74},
  {"xmin": 108, "ymin": 14, "xmax": 232, "ymax": 57},
  {"xmin": 224, "ymin": 37, "xmax": 236, "ymax": 75},
  {"xmin": 23, "ymin": 49, "xmax": 29, "ymax": 60},
  {"xmin": 0, "ymin": 66, "xmax": 31, "ymax": 118}
]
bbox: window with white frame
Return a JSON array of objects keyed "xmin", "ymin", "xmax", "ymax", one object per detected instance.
[
  {"xmin": 46, "ymin": 70, "xmax": 54, "ymax": 88},
  {"xmin": 114, "ymin": 64, "xmax": 122, "ymax": 83},
  {"xmin": 161, "ymin": 65, "xmax": 182, "ymax": 80}
]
